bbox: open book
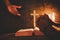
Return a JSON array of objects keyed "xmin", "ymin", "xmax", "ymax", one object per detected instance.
[{"xmin": 15, "ymin": 27, "xmax": 44, "ymax": 36}]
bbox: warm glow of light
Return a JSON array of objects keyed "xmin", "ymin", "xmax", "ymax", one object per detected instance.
[
  {"xmin": 48, "ymin": 12, "xmax": 55, "ymax": 22},
  {"xmin": 52, "ymin": 12, "xmax": 55, "ymax": 21},
  {"xmin": 36, "ymin": 4, "xmax": 58, "ymax": 19},
  {"xmin": 36, "ymin": 4, "xmax": 60, "ymax": 31},
  {"xmin": 52, "ymin": 25, "xmax": 60, "ymax": 31}
]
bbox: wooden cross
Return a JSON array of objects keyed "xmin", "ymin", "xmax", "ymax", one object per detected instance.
[{"xmin": 30, "ymin": 10, "xmax": 39, "ymax": 28}]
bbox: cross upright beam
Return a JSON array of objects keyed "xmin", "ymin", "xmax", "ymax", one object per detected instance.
[{"xmin": 30, "ymin": 10, "xmax": 39, "ymax": 28}]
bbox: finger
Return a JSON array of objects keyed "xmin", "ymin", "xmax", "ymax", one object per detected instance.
[
  {"xmin": 15, "ymin": 6, "xmax": 22, "ymax": 8},
  {"xmin": 17, "ymin": 13, "xmax": 21, "ymax": 16},
  {"xmin": 15, "ymin": 10, "xmax": 21, "ymax": 16},
  {"xmin": 13, "ymin": 11, "xmax": 21, "ymax": 16}
]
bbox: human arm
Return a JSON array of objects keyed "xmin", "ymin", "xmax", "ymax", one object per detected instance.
[{"xmin": 5, "ymin": 0, "xmax": 22, "ymax": 16}]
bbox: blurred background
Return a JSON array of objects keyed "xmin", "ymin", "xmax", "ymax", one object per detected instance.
[{"xmin": 0, "ymin": 0, "xmax": 60, "ymax": 36}]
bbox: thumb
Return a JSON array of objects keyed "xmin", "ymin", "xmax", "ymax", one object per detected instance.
[{"xmin": 17, "ymin": 13, "xmax": 21, "ymax": 16}]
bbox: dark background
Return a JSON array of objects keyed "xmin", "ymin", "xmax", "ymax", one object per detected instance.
[{"xmin": 0, "ymin": 0, "xmax": 60, "ymax": 34}]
